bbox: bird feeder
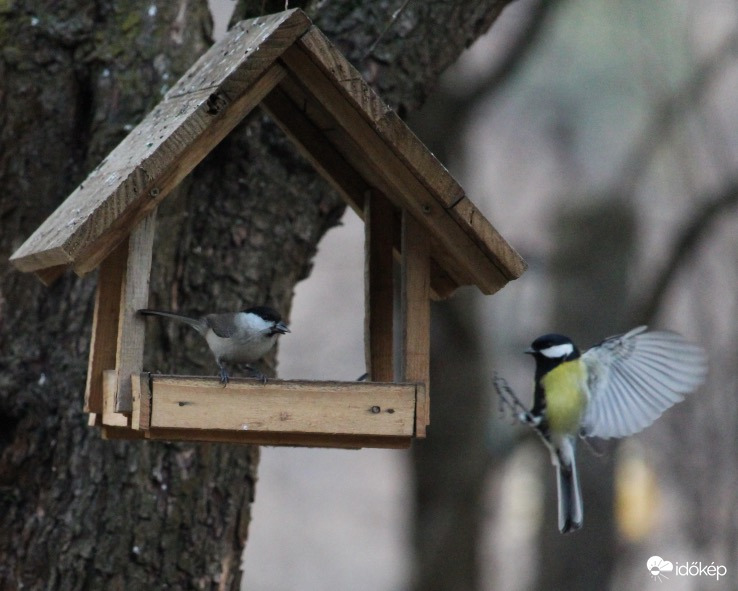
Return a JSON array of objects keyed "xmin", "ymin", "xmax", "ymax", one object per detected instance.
[{"xmin": 9, "ymin": 9, "xmax": 526, "ymax": 449}]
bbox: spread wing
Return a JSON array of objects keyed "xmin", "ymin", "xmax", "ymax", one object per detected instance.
[{"xmin": 580, "ymin": 326, "xmax": 707, "ymax": 439}]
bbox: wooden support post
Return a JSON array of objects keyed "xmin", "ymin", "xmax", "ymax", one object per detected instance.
[
  {"xmin": 364, "ymin": 190, "xmax": 396, "ymax": 382},
  {"xmin": 401, "ymin": 211, "xmax": 431, "ymax": 437},
  {"xmin": 114, "ymin": 212, "xmax": 156, "ymax": 412},
  {"xmin": 35, "ymin": 264, "xmax": 67, "ymax": 286},
  {"xmin": 84, "ymin": 240, "xmax": 128, "ymax": 413},
  {"xmin": 102, "ymin": 369, "xmax": 128, "ymax": 427},
  {"xmin": 131, "ymin": 372, "xmax": 151, "ymax": 431}
]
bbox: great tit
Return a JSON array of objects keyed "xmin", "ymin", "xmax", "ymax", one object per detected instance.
[
  {"xmin": 139, "ymin": 306, "xmax": 290, "ymax": 384},
  {"xmin": 497, "ymin": 326, "xmax": 707, "ymax": 533}
]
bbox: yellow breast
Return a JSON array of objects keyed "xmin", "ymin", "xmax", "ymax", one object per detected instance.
[{"xmin": 540, "ymin": 360, "xmax": 588, "ymax": 435}]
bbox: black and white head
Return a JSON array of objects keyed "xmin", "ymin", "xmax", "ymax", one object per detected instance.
[
  {"xmin": 241, "ymin": 306, "xmax": 290, "ymax": 337},
  {"xmin": 527, "ymin": 333, "xmax": 580, "ymax": 360},
  {"xmin": 526, "ymin": 333, "xmax": 580, "ymax": 374}
]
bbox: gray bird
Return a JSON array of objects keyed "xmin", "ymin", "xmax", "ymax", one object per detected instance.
[{"xmin": 139, "ymin": 306, "xmax": 290, "ymax": 384}]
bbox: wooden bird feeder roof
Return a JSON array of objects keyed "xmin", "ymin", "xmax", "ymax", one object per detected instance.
[{"xmin": 10, "ymin": 9, "xmax": 525, "ymax": 449}]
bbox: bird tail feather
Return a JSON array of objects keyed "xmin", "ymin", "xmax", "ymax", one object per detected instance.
[
  {"xmin": 138, "ymin": 309, "xmax": 207, "ymax": 335},
  {"xmin": 556, "ymin": 450, "xmax": 583, "ymax": 534}
]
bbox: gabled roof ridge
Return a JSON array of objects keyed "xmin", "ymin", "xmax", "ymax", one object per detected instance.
[{"xmin": 10, "ymin": 8, "xmax": 525, "ymax": 295}]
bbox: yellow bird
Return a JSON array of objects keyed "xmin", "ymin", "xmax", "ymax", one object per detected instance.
[{"xmin": 511, "ymin": 326, "xmax": 707, "ymax": 533}]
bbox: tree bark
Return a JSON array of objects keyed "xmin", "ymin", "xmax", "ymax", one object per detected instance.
[{"xmin": 0, "ymin": 1, "xmax": 515, "ymax": 588}]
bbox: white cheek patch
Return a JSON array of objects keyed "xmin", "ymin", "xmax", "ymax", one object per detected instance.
[
  {"xmin": 239, "ymin": 312, "xmax": 272, "ymax": 334},
  {"xmin": 540, "ymin": 343, "xmax": 574, "ymax": 359}
]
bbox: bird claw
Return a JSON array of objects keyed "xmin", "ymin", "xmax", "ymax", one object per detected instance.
[
  {"xmin": 218, "ymin": 364, "xmax": 268, "ymax": 385},
  {"xmin": 219, "ymin": 366, "xmax": 230, "ymax": 387},
  {"xmin": 519, "ymin": 412, "xmax": 541, "ymax": 426},
  {"xmin": 245, "ymin": 365, "xmax": 267, "ymax": 384}
]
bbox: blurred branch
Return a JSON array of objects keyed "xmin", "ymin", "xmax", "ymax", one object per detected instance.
[
  {"xmin": 615, "ymin": 32, "xmax": 738, "ymax": 196},
  {"xmin": 630, "ymin": 178, "xmax": 738, "ymax": 325},
  {"xmin": 454, "ymin": 0, "xmax": 565, "ymax": 111},
  {"xmin": 411, "ymin": 0, "xmax": 565, "ymax": 163}
]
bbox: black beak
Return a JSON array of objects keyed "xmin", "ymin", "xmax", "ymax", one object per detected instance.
[
  {"xmin": 274, "ymin": 321, "xmax": 290, "ymax": 335},
  {"xmin": 524, "ymin": 347, "xmax": 535, "ymax": 355}
]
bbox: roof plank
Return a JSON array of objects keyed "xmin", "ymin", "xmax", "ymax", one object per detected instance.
[
  {"xmin": 279, "ymin": 43, "xmax": 511, "ymax": 293},
  {"xmin": 296, "ymin": 27, "xmax": 466, "ymax": 206},
  {"xmin": 10, "ymin": 9, "xmax": 310, "ymax": 275},
  {"xmin": 274, "ymin": 69, "xmax": 478, "ymax": 290},
  {"xmin": 261, "ymin": 85, "xmax": 461, "ymax": 298},
  {"xmin": 10, "ymin": 8, "xmax": 525, "ymax": 296},
  {"xmin": 294, "ymin": 27, "xmax": 526, "ymax": 282}
]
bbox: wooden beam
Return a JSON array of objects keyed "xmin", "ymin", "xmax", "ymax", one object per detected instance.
[
  {"xmin": 84, "ymin": 239, "xmax": 127, "ymax": 413},
  {"xmin": 75, "ymin": 65, "xmax": 287, "ymax": 276},
  {"xmin": 400, "ymin": 212, "xmax": 431, "ymax": 437},
  {"xmin": 102, "ymin": 370, "xmax": 128, "ymax": 427},
  {"xmin": 114, "ymin": 212, "xmax": 156, "ymax": 412},
  {"xmin": 414, "ymin": 382, "xmax": 428, "ymax": 438},
  {"xmin": 429, "ymin": 259, "xmax": 460, "ymax": 300},
  {"xmin": 105, "ymin": 374, "xmax": 422, "ymax": 449},
  {"xmin": 263, "ymin": 82, "xmax": 460, "ymax": 299},
  {"xmin": 278, "ymin": 50, "xmax": 504, "ymax": 295},
  {"xmin": 10, "ymin": 10, "xmax": 311, "ymax": 275},
  {"xmin": 143, "ymin": 428, "xmax": 411, "ymax": 449},
  {"xmin": 35, "ymin": 264, "xmax": 67, "ymax": 286},
  {"xmin": 296, "ymin": 27, "xmax": 465, "ymax": 207},
  {"xmin": 273, "ymin": 69, "xmax": 472, "ymax": 291},
  {"xmin": 364, "ymin": 190, "xmax": 396, "ymax": 382},
  {"xmin": 131, "ymin": 372, "xmax": 150, "ymax": 431},
  {"xmin": 450, "ymin": 197, "xmax": 527, "ymax": 281},
  {"xmin": 146, "ymin": 376, "xmax": 416, "ymax": 437},
  {"xmin": 280, "ymin": 27, "xmax": 526, "ymax": 293},
  {"xmin": 261, "ymin": 85, "xmax": 370, "ymax": 217}
]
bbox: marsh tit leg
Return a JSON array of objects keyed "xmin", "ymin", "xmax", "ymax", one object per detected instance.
[
  {"xmin": 245, "ymin": 364, "xmax": 268, "ymax": 384},
  {"xmin": 218, "ymin": 363, "xmax": 230, "ymax": 386}
]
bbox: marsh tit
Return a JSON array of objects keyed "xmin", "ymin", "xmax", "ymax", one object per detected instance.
[
  {"xmin": 496, "ymin": 326, "xmax": 707, "ymax": 533},
  {"xmin": 139, "ymin": 306, "xmax": 290, "ymax": 384}
]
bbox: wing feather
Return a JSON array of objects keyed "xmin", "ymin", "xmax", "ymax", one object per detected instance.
[
  {"xmin": 609, "ymin": 370, "xmax": 646, "ymax": 433},
  {"xmin": 205, "ymin": 314, "xmax": 238, "ymax": 338},
  {"xmin": 581, "ymin": 328, "xmax": 707, "ymax": 439}
]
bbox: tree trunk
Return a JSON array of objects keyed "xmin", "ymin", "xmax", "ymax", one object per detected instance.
[{"xmin": 0, "ymin": 1, "xmax": 515, "ymax": 588}]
